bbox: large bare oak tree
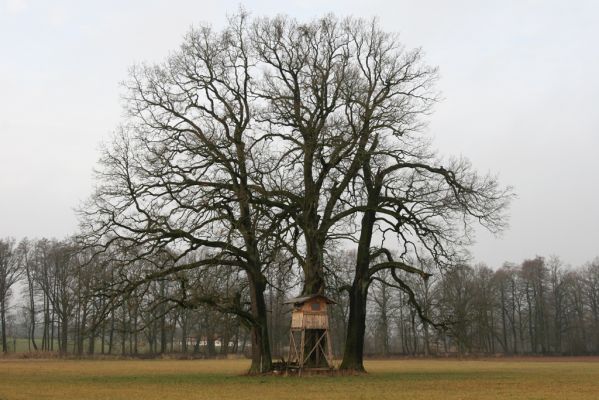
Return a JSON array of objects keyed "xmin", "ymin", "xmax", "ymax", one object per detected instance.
[{"xmin": 83, "ymin": 11, "xmax": 511, "ymax": 373}]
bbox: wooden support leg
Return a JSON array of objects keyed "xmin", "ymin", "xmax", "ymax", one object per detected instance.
[
  {"xmin": 302, "ymin": 330, "xmax": 327, "ymax": 365},
  {"xmin": 299, "ymin": 330, "xmax": 306, "ymax": 374},
  {"xmin": 288, "ymin": 332, "xmax": 295, "ymax": 364},
  {"xmin": 326, "ymin": 329, "xmax": 334, "ymax": 369}
]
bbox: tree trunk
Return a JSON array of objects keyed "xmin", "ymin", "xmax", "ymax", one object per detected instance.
[
  {"xmin": 26, "ymin": 270, "xmax": 38, "ymax": 351},
  {"xmin": 339, "ymin": 279, "xmax": 368, "ymax": 372},
  {"xmin": 511, "ymin": 278, "xmax": 519, "ymax": 354},
  {"xmin": 181, "ymin": 312, "xmax": 188, "ymax": 353},
  {"xmin": 1, "ymin": 299, "xmax": 7, "ymax": 353},
  {"xmin": 500, "ymin": 281, "xmax": 509, "ymax": 353},
  {"xmin": 133, "ymin": 312, "xmax": 138, "ymax": 355},
  {"xmin": 339, "ymin": 187, "xmax": 378, "ymax": 372},
  {"xmin": 160, "ymin": 314, "xmax": 167, "ymax": 354},
  {"xmin": 78, "ymin": 309, "xmax": 87, "ymax": 356},
  {"xmin": 423, "ymin": 321, "xmax": 430, "ymax": 356},
  {"xmin": 50, "ymin": 304, "xmax": 56, "ymax": 351},
  {"xmin": 247, "ymin": 276, "xmax": 273, "ymax": 374},
  {"xmin": 526, "ymin": 284, "xmax": 535, "ymax": 353},
  {"xmin": 88, "ymin": 321, "xmax": 96, "ymax": 355},
  {"xmin": 108, "ymin": 310, "xmax": 115, "ymax": 354},
  {"xmin": 42, "ymin": 295, "xmax": 49, "ymax": 351},
  {"xmin": 60, "ymin": 318, "xmax": 68, "ymax": 356}
]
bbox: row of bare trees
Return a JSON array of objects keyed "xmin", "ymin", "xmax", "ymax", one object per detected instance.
[
  {"xmin": 0, "ymin": 237, "xmax": 264, "ymax": 357},
  {"xmin": 3, "ymin": 237, "xmax": 598, "ymax": 359},
  {"xmin": 0, "ymin": 238, "xmax": 81, "ymax": 354},
  {"xmin": 364, "ymin": 256, "xmax": 599, "ymax": 356}
]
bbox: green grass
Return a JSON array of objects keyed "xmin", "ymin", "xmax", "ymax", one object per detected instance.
[{"xmin": 0, "ymin": 358, "xmax": 598, "ymax": 399}]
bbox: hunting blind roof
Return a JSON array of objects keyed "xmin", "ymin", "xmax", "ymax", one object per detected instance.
[{"xmin": 283, "ymin": 294, "xmax": 337, "ymax": 305}]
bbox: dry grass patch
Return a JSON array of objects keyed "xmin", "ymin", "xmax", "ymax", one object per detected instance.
[{"xmin": 0, "ymin": 358, "xmax": 598, "ymax": 399}]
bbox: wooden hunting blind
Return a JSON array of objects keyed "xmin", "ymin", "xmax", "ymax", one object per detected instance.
[{"xmin": 284, "ymin": 294, "xmax": 335, "ymax": 371}]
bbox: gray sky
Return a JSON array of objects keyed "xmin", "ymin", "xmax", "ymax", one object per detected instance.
[{"xmin": 1, "ymin": 0, "xmax": 598, "ymax": 268}]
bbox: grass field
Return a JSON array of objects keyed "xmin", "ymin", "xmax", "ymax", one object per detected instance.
[
  {"xmin": 4, "ymin": 338, "xmax": 171, "ymax": 354},
  {"xmin": 0, "ymin": 358, "xmax": 598, "ymax": 400}
]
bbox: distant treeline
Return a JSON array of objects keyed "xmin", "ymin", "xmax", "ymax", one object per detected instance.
[
  {"xmin": 0, "ymin": 237, "xmax": 597, "ymax": 357},
  {"xmin": 362, "ymin": 256, "xmax": 599, "ymax": 356}
]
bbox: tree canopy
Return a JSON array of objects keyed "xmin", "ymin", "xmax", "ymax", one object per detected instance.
[{"xmin": 79, "ymin": 11, "xmax": 512, "ymax": 373}]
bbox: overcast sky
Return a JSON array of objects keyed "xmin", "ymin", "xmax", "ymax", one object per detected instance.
[{"xmin": 1, "ymin": 0, "xmax": 597, "ymax": 268}]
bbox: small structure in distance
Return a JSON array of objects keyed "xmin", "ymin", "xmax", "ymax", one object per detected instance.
[{"xmin": 284, "ymin": 294, "xmax": 336, "ymax": 373}]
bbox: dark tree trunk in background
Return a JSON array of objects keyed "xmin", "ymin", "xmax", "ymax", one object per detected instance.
[
  {"xmin": 181, "ymin": 312, "xmax": 188, "ymax": 353},
  {"xmin": 1, "ymin": 300, "xmax": 8, "ymax": 353},
  {"xmin": 60, "ymin": 319, "xmax": 68, "ymax": 356},
  {"xmin": 108, "ymin": 310, "xmax": 115, "ymax": 354},
  {"xmin": 160, "ymin": 316, "xmax": 167, "ymax": 354},
  {"xmin": 526, "ymin": 284, "xmax": 535, "ymax": 353},
  {"xmin": 500, "ymin": 281, "xmax": 509, "ymax": 353},
  {"xmin": 25, "ymin": 262, "xmax": 38, "ymax": 351}
]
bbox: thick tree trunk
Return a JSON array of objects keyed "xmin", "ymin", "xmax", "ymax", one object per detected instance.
[
  {"xmin": 339, "ymin": 279, "xmax": 368, "ymax": 372},
  {"xmin": 247, "ymin": 277, "xmax": 273, "ymax": 374},
  {"xmin": 303, "ymin": 236, "xmax": 326, "ymax": 295},
  {"xmin": 301, "ymin": 248, "xmax": 329, "ymax": 369},
  {"xmin": 339, "ymin": 187, "xmax": 378, "ymax": 372}
]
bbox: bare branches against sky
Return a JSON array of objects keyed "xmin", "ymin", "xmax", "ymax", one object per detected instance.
[{"xmin": 1, "ymin": 0, "xmax": 598, "ymax": 266}]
